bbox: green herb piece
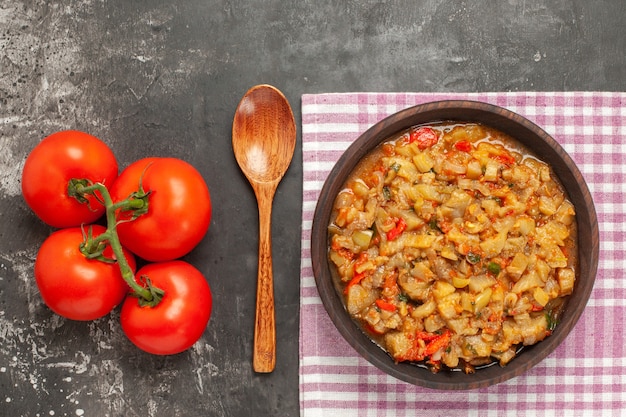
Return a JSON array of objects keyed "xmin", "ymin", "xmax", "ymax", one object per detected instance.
[
  {"xmin": 383, "ymin": 186, "xmax": 391, "ymax": 200},
  {"xmin": 429, "ymin": 219, "xmax": 442, "ymax": 233},
  {"xmin": 546, "ymin": 310, "xmax": 558, "ymax": 332},
  {"xmin": 466, "ymin": 251, "xmax": 481, "ymax": 265},
  {"xmin": 487, "ymin": 262, "xmax": 501, "ymax": 275}
]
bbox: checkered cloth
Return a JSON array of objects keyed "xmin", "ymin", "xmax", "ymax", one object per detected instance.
[{"xmin": 299, "ymin": 92, "xmax": 626, "ymax": 416}]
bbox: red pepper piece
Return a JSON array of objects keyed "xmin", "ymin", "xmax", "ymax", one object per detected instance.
[
  {"xmin": 422, "ymin": 330, "xmax": 452, "ymax": 358},
  {"xmin": 344, "ymin": 271, "xmax": 366, "ymax": 294},
  {"xmin": 454, "ymin": 140, "xmax": 472, "ymax": 152},
  {"xmin": 344, "ymin": 253, "xmax": 369, "ymax": 294},
  {"xmin": 493, "ymin": 153, "xmax": 516, "ymax": 166},
  {"xmin": 386, "ymin": 218, "xmax": 407, "ymax": 241},
  {"xmin": 397, "ymin": 330, "xmax": 453, "ymax": 362},
  {"xmin": 375, "ymin": 299, "xmax": 397, "ymax": 312},
  {"xmin": 413, "ymin": 331, "xmax": 440, "ymax": 342}
]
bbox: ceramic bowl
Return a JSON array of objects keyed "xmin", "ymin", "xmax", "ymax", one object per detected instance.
[{"xmin": 310, "ymin": 100, "xmax": 599, "ymax": 390}]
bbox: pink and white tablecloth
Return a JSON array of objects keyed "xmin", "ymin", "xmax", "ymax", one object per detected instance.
[{"xmin": 299, "ymin": 92, "xmax": 626, "ymax": 417}]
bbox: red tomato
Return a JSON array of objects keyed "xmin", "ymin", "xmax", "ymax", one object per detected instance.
[
  {"xmin": 120, "ymin": 261, "xmax": 212, "ymax": 355},
  {"xmin": 22, "ymin": 130, "xmax": 118, "ymax": 228},
  {"xmin": 109, "ymin": 157, "xmax": 212, "ymax": 261},
  {"xmin": 34, "ymin": 225, "xmax": 136, "ymax": 321},
  {"xmin": 409, "ymin": 127, "xmax": 439, "ymax": 150}
]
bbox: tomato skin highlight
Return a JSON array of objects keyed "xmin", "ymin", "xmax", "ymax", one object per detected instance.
[
  {"xmin": 22, "ymin": 130, "xmax": 118, "ymax": 228},
  {"xmin": 120, "ymin": 261, "xmax": 212, "ymax": 355},
  {"xmin": 34, "ymin": 225, "xmax": 136, "ymax": 321},
  {"xmin": 109, "ymin": 157, "xmax": 212, "ymax": 262}
]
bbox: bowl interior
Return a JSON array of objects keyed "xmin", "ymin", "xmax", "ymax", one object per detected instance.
[{"xmin": 311, "ymin": 100, "xmax": 599, "ymax": 390}]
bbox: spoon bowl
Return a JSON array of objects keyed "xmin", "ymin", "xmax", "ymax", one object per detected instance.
[{"xmin": 232, "ymin": 85, "xmax": 296, "ymax": 373}]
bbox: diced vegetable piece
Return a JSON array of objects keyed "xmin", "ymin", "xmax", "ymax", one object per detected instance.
[
  {"xmin": 403, "ymin": 233, "xmax": 437, "ymax": 249},
  {"xmin": 442, "ymin": 160, "xmax": 467, "ymax": 175},
  {"xmin": 386, "ymin": 218, "xmax": 407, "ymax": 241},
  {"xmin": 487, "ymin": 262, "xmax": 501, "ymax": 276},
  {"xmin": 507, "ymin": 253, "xmax": 529, "ymax": 279},
  {"xmin": 375, "ymin": 298, "xmax": 397, "ymax": 312},
  {"xmin": 437, "ymin": 292, "xmax": 461, "ymax": 319},
  {"xmin": 454, "ymin": 140, "xmax": 472, "ymax": 152},
  {"xmin": 554, "ymin": 200, "xmax": 576, "ymax": 226},
  {"xmin": 398, "ymin": 273, "xmax": 430, "ymax": 302},
  {"xmin": 513, "ymin": 216, "xmax": 536, "ymax": 235},
  {"xmin": 424, "ymin": 314, "xmax": 445, "ymax": 333},
  {"xmin": 440, "ymin": 245, "xmax": 458, "ymax": 261},
  {"xmin": 422, "ymin": 330, "xmax": 452, "ymax": 358},
  {"xmin": 535, "ymin": 259, "xmax": 551, "ymax": 282},
  {"xmin": 413, "ymin": 184, "xmax": 441, "ymax": 202},
  {"xmin": 481, "ymin": 199, "xmax": 500, "ymax": 217},
  {"xmin": 352, "ymin": 229, "xmax": 373, "ymax": 249},
  {"xmin": 411, "ymin": 299, "xmax": 436, "ymax": 319},
  {"xmin": 432, "ymin": 280, "xmax": 456, "ymax": 299},
  {"xmin": 334, "ymin": 190, "xmax": 355, "ymax": 208},
  {"xmin": 464, "ymin": 124, "xmax": 487, "ymax": 142},
  {"xmin": 504, "ymin": 165, "xmax": 530, "ymax": 184},
  {"xmin": 351, "ymin": 179, "xmax": 370, "ymax": 198},
  {"xmin": 411, "ymin": 261, "xmax": 435, "ymax": 281},
  {"xmin": 533, "ymin": 287, "xmax": 550, "ymax": 307},
  {"xmin": 443, "ymin": 189, "xmax": 472, "ymax": 218},
  {"xmin": 344, "ymin": 272, "xmax": 366, "ymax": 293},
  {"xmin": 384, "ymin": 331, "xmax": 412, "ymax": 360},
  {"xmin": 394, "ymin": 142, "xmax": 416, "ymax": 158},
  {"xmin": 516, "ymin": 313, "xmax": 549, "ymax": 345},
  {"xmin": 537, "ymin": 221, "xmax": 570, "ymax": 246},
  {"xmin": 538, "ymin": 195, "xmax": 559, "ymax": 216},
  {"xmin": 511, "ymin": 270, "xmax": 543, "ymax": 294},
  {"xmin": 466, "ymin": 159, "xmax": 483, "ymax": 179},
  {"xmin": 354, "ymin": 260, "xmax": 374, "ymax": 274},
  {"xmin": 473, "ymin": 287, "xmax": 493, "ymax": 313},
  {"xmin": 480, "ymin": 231, "xmax": 507, "ymax": 258},
  {"xmin": 452, "ymin": 275, "xmax": 470, "ymax": 288},
  {"xmin": 346, "ymin": 284, "xmax": 378, "ymax": 315},
  {"xmin": 401, "ymin": 210, "xmax": 424, "ymax": 231},
  {"xmin": 329, "ymin": 250, "xmax": 350, "ymax": 269},
  {"xmin": 461, "ymin": 292, "xmax": 474, "ymax": 312},
  {"xmin": 483, "ymin": 160, "xmax": 499, "ymax": 182},
  {"xmin": 557, "ymin": 267, "xmax": 575, "ymax": 295},
  {"xmin": 538, "ymin": 164, "xmax": 551, "ymax": 182},
  {"xmin": 479, "ymin": 217, "xmax": 514, "ymax": 257},
  {"xmin": 445, "ymin": 127, "xmax": 468, "ymax": 143},
  {"xmin": 492, "ymin": 347, "xmax": 517, "ymax": 366},
  {"xmin": 447, "ymin": 317, "xmax": 475, "ymax": 335},
  {"xmin": 468, "ymin": 274, "xmax": 496, "ymax": 293},
  {"xmin": 396, "ymin": 161, "xmax": 420, "ymax": 183},
  {"xmin": 413, "ymin": 152, "xmax": 434, "ymax": 173},
  {"xmin": 445, "ymin": 226, "xmax": 469, "ymax": 247},
  {"xmin": 464, "ymin": 335, "xmax": 492, "ymax": 357}
]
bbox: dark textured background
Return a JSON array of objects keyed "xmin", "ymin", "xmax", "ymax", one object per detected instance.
[{"xmin": 1, "ymin": 1, "xmax": 624, "ymax": 416}]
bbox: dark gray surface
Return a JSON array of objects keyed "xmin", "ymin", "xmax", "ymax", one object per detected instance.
[{"xmin": 0, "ymin": 1, "xmax": 624, "ymax": 416}]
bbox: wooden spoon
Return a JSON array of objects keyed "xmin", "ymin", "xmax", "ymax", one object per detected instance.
[{"xmin": 232, "ymin": 84, "xmax": 296, "ymax": 373}]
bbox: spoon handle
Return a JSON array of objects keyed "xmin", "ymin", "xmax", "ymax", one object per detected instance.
[{"xmin": 253, "ymin": 184, "xmax": 277, "ymax": 373}]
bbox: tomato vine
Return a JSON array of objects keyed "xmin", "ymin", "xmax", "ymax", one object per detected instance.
[{"xmin": 69, "ymin": 178, "xmax": 164, "ymax": 307}]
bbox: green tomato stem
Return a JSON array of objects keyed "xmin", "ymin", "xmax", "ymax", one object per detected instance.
[{"xmin": 70, "ymin": 179, "xmax": 159, "ymax": 303}]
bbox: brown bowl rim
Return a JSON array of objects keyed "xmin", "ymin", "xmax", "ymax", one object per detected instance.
[{"xmin": 311, "ymin": 99, "xmax": 599, "ymax": 390}]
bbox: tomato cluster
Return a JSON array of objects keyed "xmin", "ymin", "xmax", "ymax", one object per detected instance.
[{"xmin": 22, "ymin": 130, "xmax": 213, "ymax": 355}]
